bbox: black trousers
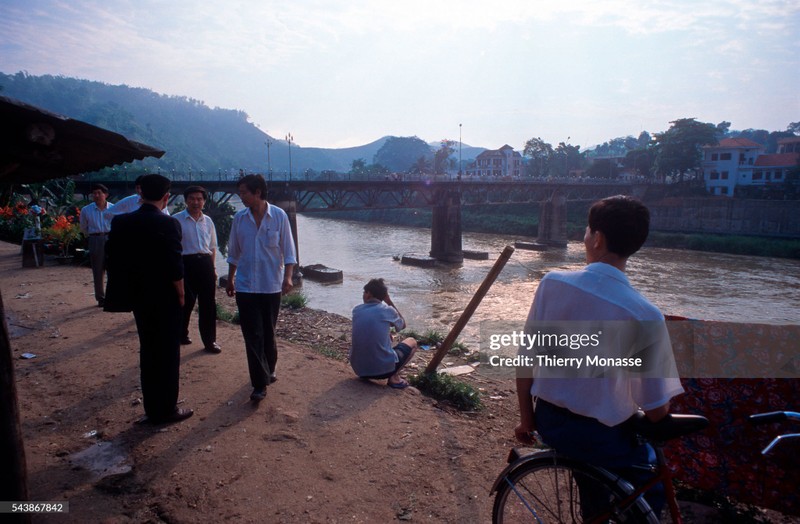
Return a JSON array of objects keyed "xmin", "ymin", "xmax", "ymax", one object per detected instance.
[
  {"xmin": 235, "ymin": 292, "xmax": 281, "ymax": 390},
  {"xmin": 133, "ymin": 299, "xmax": 182, "ymax": 419},
  {"xmin": 182, "ymin": 254, "xmax": 217, "ymax": 347}
]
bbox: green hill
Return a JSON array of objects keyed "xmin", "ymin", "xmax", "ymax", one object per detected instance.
[{"xmin": 0, "ymin": 72, "xmax": 403, "ymax": 176}]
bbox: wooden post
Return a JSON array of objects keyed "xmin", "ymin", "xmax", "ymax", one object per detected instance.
[
  {"xmin": 424, "ymin": 245, "xmax": 515, "ymax": 374},
  {"xmin": 0, "ymin": 291, "xmax": 30, "ymax": 524}
]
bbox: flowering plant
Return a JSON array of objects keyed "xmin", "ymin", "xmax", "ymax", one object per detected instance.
[
  {"xmin": 0, "ymin": 201, "xmax": 51, "ymax": 242},
  {"xmin": 43, "ymin": 215, "xmax": 82, "ymax": 256}
]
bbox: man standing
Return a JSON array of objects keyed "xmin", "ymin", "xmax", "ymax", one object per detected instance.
[
  {"xmin": 350, "ymin": 278, "xmax": 418, "ymax": 389},
  {"xmin": 106, "ymin": 174, "xmax": 193, "ymax": 424},
  {"xmin": 514, "ymin": 195, "xmax": 683, "ymax": 517},
  {"xmin": 173, "ymin": 185, "xmax": 221, "ymax": 353},
  {"xmin": 106, "ymin": 175, "xmax": 171, "ymax": 217},
  {"xmin": 226, "ymin": 174, "xmax": 297, "ymax": 402},
  {"xmin": 79, "ymin": 183, "xmax": 113, "ymax": 307}
]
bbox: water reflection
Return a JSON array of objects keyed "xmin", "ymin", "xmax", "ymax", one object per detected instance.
[{"xmin": 217, "ymin": 214, "xmax": 800, "ymax": 347}]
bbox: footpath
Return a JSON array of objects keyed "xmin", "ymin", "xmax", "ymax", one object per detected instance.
[{"xmin": 0, "ymin": 240, "xmax": 517, "ymax": 523}]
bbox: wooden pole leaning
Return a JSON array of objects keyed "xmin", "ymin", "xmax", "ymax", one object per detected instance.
[{"xmin": 424, "ymin": 245, "xmax": 515, "ymax": 374}]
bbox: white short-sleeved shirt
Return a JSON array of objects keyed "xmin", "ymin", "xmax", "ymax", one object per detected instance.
[
  {"xmin": 226, "ymin": 203, "xmax": 297, "ymax": 294},
  {"xmin": 526, "ymin": 262, "xmax": 684, "ymax": 426},
  {"xmin": 80, "ymin": 202, "xmax": 114, "ymax": 234},
  {"xmin": 173, "ymin": 210, "xmax": 217, "ymax": 255}
]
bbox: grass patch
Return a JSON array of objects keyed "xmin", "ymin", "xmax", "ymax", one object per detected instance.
[
  {"xmin": 215, "ymin": 304, "xmax": 239, "ymax": 324},
  {"xmin": 408, "ymin": 371, "xmax": 482, "ymax": 411},
  {"xmin": 314, "ymin": 345, "xmax": 347, "ymax": 361},
  {"xmin": 281, "ymin": 291, "xmax": 308, "ymax": 309}
]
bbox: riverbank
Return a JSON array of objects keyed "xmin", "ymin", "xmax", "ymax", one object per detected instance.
[
  {"xmin": 0, "ymin": 240, "xmax": 520, "ymax": 523},
  {"xmin": 3, "ymin": 241, "xmax": 797, "ymax": 523}
]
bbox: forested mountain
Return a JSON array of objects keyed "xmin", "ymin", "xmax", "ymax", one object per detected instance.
[{"xmin": 0, "ymin": 72, "xmax": 433, "ymax": 176}]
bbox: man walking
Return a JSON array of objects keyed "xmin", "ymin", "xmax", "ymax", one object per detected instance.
[
  {"xmin": 106, "ymin": 174, "xmax": 193, "ymax": 424},
  {"xmin": 226, "ymin": 174, "xmax": 297, "ymax": 402},
  {"xmin": 173, "ymin": 185, "xmax": 221, "ymax": 353},
  {"xmin": 79, "ymin": 183, "xmax": 113, "ymax": 307}
]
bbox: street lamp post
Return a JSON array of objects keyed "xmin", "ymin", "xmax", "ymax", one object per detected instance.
[
  {"xmin": 265, "ymin": 137, "xmax": 273, "ymax": 181},
  {"xmin": 285, "ymin": 133, "xmax": 294, "ymax": 181},
  {"xmin": 459, "ymin": 123, "xmax": 462, "ymax": 180}
]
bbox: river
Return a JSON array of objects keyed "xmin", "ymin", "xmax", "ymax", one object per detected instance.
[{"xmin": 215, "ymin": 215, "xmax": 800, "ymax": 347}]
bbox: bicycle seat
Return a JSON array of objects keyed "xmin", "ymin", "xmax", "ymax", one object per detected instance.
[{"xmin": 630, "ymin": 413, "xmax": 709, "ymax": 442}]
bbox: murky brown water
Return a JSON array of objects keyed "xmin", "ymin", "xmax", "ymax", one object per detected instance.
[{"xmin": 218, "ymin": 214, "xmax": 800, "ymax": 345}]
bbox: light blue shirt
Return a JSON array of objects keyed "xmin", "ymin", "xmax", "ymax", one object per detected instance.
[
  {"xmin": 173, "ymin": 210, "xmax": 217, "ymax": 255},
  {"xmin": 525, "ymin": 262, "xmax": 683, "ymax": 426},
  {"xmin": 350, "ymin": 300, "xmax": 406, "ymax": 377},
  {"xmin": 79, "ymin": 201, "xmax": 114, "ymax": 234},
  {"xmin": 227, "ymin": 203, "xmax": 297, "ymax": 294}
]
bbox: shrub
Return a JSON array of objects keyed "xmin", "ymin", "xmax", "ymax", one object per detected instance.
[
  {"xmin": 281, "ymin": 291, "xmax": 308, "ymax": 309},
  {"xmin": 408, "ymin": 371, "xmax": 482, "ymax": 411}
]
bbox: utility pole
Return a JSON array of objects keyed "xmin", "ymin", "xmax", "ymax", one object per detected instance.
[{"xmin": 285, "ymin": 133, "xmax": 294, "ymax": 181}]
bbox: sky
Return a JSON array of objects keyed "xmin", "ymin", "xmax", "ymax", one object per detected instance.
[{"xmin": 1, "ymin": 0, "xmax": 798, "ymax": 151}]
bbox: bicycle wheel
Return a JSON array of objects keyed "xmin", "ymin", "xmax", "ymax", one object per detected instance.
[{"xmin": 492, "ymin": 452, "xmax": 657, "ymax": 523}]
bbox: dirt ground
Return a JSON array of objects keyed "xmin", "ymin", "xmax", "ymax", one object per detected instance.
[
  {"xmin": 2, "ymin": 241, "xmax": 796, "ymax": 523},
  {"xmin": 2, "ymin": 241, "xmax": 523, "ymax": 523}
]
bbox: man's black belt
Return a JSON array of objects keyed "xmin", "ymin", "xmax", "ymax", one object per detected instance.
[{"xmin": 183, "ymin": 253, "xmax": 212, "ymax": 259}]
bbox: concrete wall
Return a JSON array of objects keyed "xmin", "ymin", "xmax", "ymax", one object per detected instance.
[{"xmin": 649, "ymin": 198, "xmax": 800, "ymax": 238}]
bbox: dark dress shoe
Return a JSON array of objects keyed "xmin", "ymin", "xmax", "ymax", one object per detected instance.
[
  {"xmin": 180, "ymin": 337, "xmax": 192, "ymax": 345},
  {"xmin": 149, "ymin": 408, "xmax": 194, "ymax": 424},
  {"xmin": 250, "ymin": 388, "xmax": 266, "ymax": 401},
  {"xmin": 205, "ymin": 342, "xmax": 222, "ymax": 353}
]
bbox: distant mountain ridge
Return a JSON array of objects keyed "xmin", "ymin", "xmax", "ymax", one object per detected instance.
[{"xmin": 0, "ymin": 72, "xmax": 486, "ymax": 175}]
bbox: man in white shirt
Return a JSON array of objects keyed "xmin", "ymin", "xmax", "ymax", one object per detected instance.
[
  {"xmin": 173, "ymin": 186, "xmax": 220, "ymax": 353},
  {"xmin": 79, "ymin": 183, "xmax": 114, "ymax": 307},
  {"xmin": 515, "ymin": 195, "xmax": 683, "ymax": 517},
  {"xmin": 226, "ymin": 174, "xmax": 297, "ymax": 402},
  {"xmin": 106, "ymin": 175, "xmax": 172, "ymax": 218}
]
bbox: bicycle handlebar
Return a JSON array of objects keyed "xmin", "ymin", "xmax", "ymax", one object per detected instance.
[{"xmin": 748, "ymin": 411, "xmax": 800, "ymax": 426}]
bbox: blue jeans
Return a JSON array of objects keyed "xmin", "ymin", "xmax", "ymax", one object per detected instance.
[{"xmin": 535, "ymin": 399, "xmax": 664, "ymax": 517}]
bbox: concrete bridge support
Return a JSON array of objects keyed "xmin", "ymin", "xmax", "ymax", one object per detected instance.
[
  {"xmin": 536, "ymin": 193, "xmax": 568, "ymax": 247},
  {"xmin": 268, "ymin": 188, "xmax": 301, "ymax": 270},
  {"xmin": 430, "ymin": 189, "xmax": 463, "ymax": 263}
]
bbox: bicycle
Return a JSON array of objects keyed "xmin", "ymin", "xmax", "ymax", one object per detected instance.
[
  {"xmin": 490, "ymin": 412, "xmax": 709, "ymax": 523},
  {"xmin": 748, "ymin": 410, "xmax": 800, "ymax": 455}
]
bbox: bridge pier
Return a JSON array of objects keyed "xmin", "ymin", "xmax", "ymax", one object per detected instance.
[
  {"xmin": 536, "ymin": 193, "xmax": 568, "ymax": 247},
  {"xmin": 268, "ymin": 187, "xmax": 301, "ymax": 273},
  {"xmin": 430, "ymin": 189, "xmax": 463, "ymax": 263}
]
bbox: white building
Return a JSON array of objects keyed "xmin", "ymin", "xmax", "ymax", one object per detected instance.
[
  {"xmin": 702, "ymin": 137, "xmax": 799, "ymax": 196},
  {"xmin": 465, "ymin": 145, "xmax": 523, "ymax": 178}
]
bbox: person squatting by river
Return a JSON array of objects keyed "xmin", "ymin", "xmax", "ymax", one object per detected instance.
[
  {"xmin": 173, "ymin": 185, "xmax": 221, "ymax": 354},
  {"xmin": 350, "ymin": 278, "xmax": 418, "ymax": 389},
  {"xmin": 514, "ymin": 195, "xmax": 683, "ymax": 518},
  {"xmin": 226, "ymin": 174, "xmax": 297, "ymax": 402}
]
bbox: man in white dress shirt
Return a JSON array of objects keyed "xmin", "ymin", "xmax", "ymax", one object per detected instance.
[
  {"xmin": 173, "ymin": 186, "xmax": 221, "ymax": 353},
  {"xmin": 226, "ymin": 174, "xmax": 297, "ymax": 402},
  {"xmin": 79, "ymin": 183, "xmax": 114, "ymax": 307},
  {"xmin": 106, "ymin": 175, "xmax": 172, "ymax": 218}
]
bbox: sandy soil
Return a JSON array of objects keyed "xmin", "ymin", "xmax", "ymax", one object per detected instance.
[
  {"xmin": 2, "ymin": 241, "xmax": 521, "ymax": 523},
  {"xmin": 3, "ymin": 241, "xmax": 796, "ymax": 523}
]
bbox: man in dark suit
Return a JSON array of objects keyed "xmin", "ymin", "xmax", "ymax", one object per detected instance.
[{"xmin": 105, "ymin": 174, "xmax": 193, "ymax": 424}]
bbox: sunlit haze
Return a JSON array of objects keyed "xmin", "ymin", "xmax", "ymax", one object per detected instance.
[{"xmin": 1, "ymin": 0, "xmax": 798, "ymax": 150}]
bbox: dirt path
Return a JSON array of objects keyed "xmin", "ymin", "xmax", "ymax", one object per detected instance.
[{"xmin": 1, "ymin": 241, "xmax": 521, "ymax": 523}]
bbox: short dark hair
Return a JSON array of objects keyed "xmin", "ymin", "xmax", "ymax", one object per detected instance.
[
  {"xmin": 134, "ymin": 175, "xmax": 146, "ymax": 186},
  {"xmin": 90, "ymin": 183, "xmax": 109, "ymax": 194},
  {"xmin": 183, "ymin": 185, "xmax": 208, "ymax": 201},
  {"xmin": 363, "ymin": 278, "xmax": 388, "ymax": 300},
  {"xmin": 588, "ymin": 195, "xmax": 650, "ymax": 258},
  {"xmin": 139, "ymin": 174, "xmax": 171, "ymax": 202},
  {"xmin": 236, "ymin": 174, "xmax": 268, "ymax": 199}
]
